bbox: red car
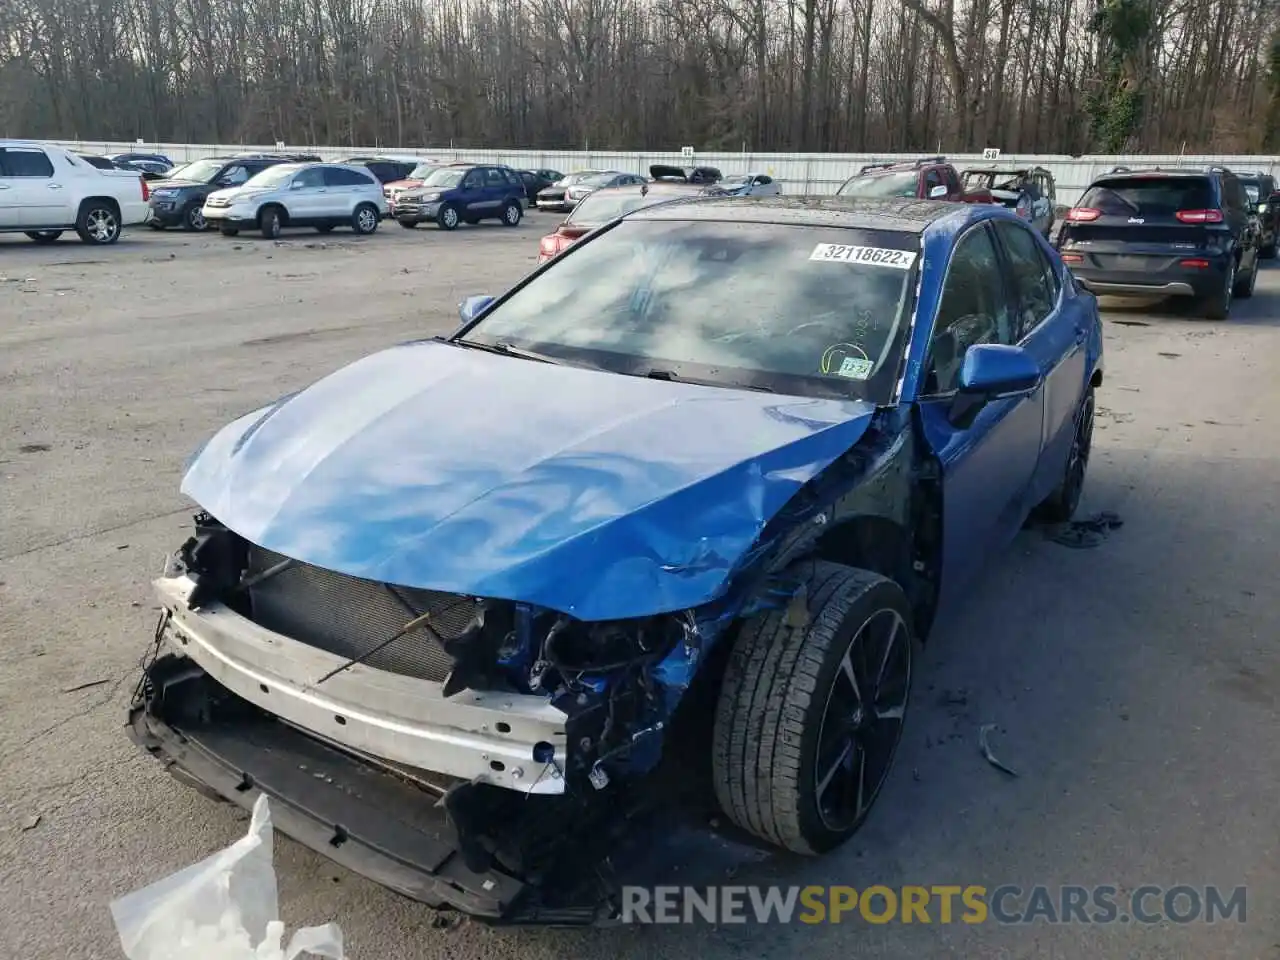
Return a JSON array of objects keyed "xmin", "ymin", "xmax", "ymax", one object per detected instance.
[
  {"xmin": 382, "ymin": 159, "xmax": 442, "ymax": 214},
  {"xmin": 537, "ymin": 181, "xmax": 728, "ymax": 262},
  {"xmin": 835, "ymin": 156, "xmax": 977, "ymax": 203}
]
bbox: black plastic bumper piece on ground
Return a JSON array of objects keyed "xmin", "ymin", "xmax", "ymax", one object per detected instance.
[{"xmin": 126, "ymin": 704, "xmax": 591, "ymax": 923}]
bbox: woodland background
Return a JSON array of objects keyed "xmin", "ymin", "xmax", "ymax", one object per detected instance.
[{"xmin": 1, "ymin": 0, "xmax": 1278, "ymax": 154}]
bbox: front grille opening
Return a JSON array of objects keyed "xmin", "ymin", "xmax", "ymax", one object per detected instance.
[{"xmin": 244, "ymin": 546, "xmax": 478, "ymax": 683}]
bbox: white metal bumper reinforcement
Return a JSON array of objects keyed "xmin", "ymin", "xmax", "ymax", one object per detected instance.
[{"xmin": 153, "ymin": 576, "xmax": 569, "ymax": 795}]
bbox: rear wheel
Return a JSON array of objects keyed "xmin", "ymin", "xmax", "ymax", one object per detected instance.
[
  {"xmin": 712, "ymin": 561, "xmax": 914, "ymax": 854},
  {"xmin": 75, "ymin": 201, "xmax": 121, "ymax": 245},
  {"xmin": 352, "ymin": 203, "xmax": 379, "ymax": 235},
  {"xmin": 1037, "ymin": 387, "xmax": 1095, "ymax": 523},
  {"xmin": 1233, "ymin": 255, "xmax": 1257, "ymax": 299},
  {"xmin": 1198, "ymin": 259, "xmax": 1234, "ymax": 320},
  {"xmin": 25, "ymin": 230, "xmax": 62, "ymax": 244},
  {"xmin": 501, "ymin": 200, "xmax": 523, "ymax": 226}
]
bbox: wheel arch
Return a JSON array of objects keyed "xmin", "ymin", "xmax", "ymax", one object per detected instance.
[{"xmin": 79, "ymin": 195, "xmax": 121, "ymax": 218}]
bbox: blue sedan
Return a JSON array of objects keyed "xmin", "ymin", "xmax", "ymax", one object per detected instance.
[{"xmin": 130, "ymin": 195, "xmax": 1103, "ymax": 923}]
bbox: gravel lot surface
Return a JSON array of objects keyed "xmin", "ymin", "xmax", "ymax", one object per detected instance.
[{"xmin": 2, "ymin": 221, "xmax": 1278, "ymax": 959}]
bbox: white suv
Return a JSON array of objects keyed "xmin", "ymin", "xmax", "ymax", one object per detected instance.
[
  {"xmin": 0, "ymin": 140, "xmax": 150, "ymax": 245},
  {"xmin": 202, "ymin": 162, "xmax": 389, "ymax": 239}
]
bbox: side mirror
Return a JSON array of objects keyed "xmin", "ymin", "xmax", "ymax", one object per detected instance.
[
  {"xmin": 948, "ymin": 344, "xmax": 1042, "ymax": 428},
  {"xmin": 929, "ymin": 184, "xmax": 948, "ymax": 199},
  {"xmin": 458, "ymin": 295, "xmax": 495, "ymax": 327}
]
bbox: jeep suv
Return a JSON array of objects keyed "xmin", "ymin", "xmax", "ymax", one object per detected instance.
[
  {"xmin": 1235, "ymin": 171, "xmax": 1278, "ymax": 258},
  {"xmin": 836, "ymin": 156, "xmax": 968, "ymax": 202},
  {"xmin": 393, "ymin": 163, "xmax": 527, "ymax": 230},
  {"xmin": 146, "ymin": 153, "xmax": 319, "ymax": 230},
  {"xmin": 1057, "ymin": 166, "xmax": 1261, "ymax": 319}
]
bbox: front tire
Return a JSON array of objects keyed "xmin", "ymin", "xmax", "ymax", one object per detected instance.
[
  {"xmin": 182, "ymin": 203, "xmax": 206, "ymax": 231},
  {"xmin": 436, "ymin": 204, "xmax": 460, "ymax": 230},
  {"xmin": 25, "ymin": 230, "xmax": 62, "ymax": 244},
  {"xmin": 75, "ymin": 201, "xmax": 121, "ymax": 245},
  {"xmin": 712, "ymin": 561, "xmax": 914, "ymax": 855},
  {"xmin": 501, "ymin": 200, "xmax": 523, "ymax": 226},
  {"xmin": 352, "ymin": 203, "xmax": 379, "ymax": 235},
  {"xmin": 259, "ymin": 206, "xmax": 283, "ymax": 239}
]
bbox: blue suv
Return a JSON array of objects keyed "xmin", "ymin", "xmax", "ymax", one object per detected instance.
[{"xmin": 393, "ymin": 163, "xmax": 527, "ymax": 230}]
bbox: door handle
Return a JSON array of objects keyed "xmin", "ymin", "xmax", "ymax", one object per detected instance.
[
  {"xmin": 0, "ymin": 184, "xmax": 10, "ymax": 190},
  {"xmin": 47, "ymin": 183, "xmax": 63, "ymax": 190}
]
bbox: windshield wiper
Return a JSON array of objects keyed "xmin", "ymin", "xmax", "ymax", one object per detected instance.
[
  {"xmin": 443, "ymin": 337, "xmax": 559, "ymax": 364},
  {"xmin": 641, "ymin": 369, "xmax": 775, "ymax": 392}
]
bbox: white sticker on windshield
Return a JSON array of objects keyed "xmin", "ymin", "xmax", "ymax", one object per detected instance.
[
  {"xmin": 810, "ymin": 243, "xmax": 917, "ymax": 269},
  {"xmin": 836, "ymin": 356, "xmax": 874, "ymax": 379}
]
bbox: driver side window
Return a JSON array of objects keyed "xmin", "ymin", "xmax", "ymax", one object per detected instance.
[{"xmin": 923, "ymin": 225, "xmax": 1015, "ymax": 395}]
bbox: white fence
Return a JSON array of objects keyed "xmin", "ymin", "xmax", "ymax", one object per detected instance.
[{"xmin": 44, "ymin": 139, "xmax": 1280, "ymax": 200}]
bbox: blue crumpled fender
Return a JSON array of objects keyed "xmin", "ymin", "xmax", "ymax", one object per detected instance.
[{"xmin": 181, "ymin": 340, "xmax": 878, "ymax": 621}]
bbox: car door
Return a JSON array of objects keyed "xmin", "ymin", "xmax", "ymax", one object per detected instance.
[
  {"xmin": 286, "ymin": 167, "xmax": 328, "ymax": 222},
  {"xmin": 321, "ymin": 167, "xmax": 362, "ymax": 218},
  {"xmin": 0, "ymin": 146, "xmax": 74, "ymax": 227},
  {"xmin": 991, "ymin": 218, "xmax": 1085, "ymax": 505},
  {"xmin": 916, "ymin": 222, "xmax": 1046, "ymax": 605}
]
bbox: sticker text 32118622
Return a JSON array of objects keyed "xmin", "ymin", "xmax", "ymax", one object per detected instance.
[{"xmin": 809, "ymin": 244, "xmax": 918, "ymax": 270}]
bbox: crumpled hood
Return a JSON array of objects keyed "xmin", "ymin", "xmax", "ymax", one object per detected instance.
[{"xmin": 182, "ymin": 340, "xmax": 877, "ymax": 620}]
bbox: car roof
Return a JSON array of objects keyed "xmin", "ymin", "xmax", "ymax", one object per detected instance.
[
  {"xmin": 1095, "ymin": 168, "xmax": 1212, "ymax": 180},
  {"xmin": 624, "ymin": 196, "xmax": 963, "ymax": 233}
]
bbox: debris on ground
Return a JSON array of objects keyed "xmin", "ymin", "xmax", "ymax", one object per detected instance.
[
  {"xmin": 22, "ymin": 814, "xmax": 42, "ymax": 831},
  {"xmin": 978, "ymin": 724, "xmax": 1019, "ymax": 778},
  {"xmin": 1110, "ymin": 319, "xmax": 1150, "ymax": 327},
  {"xmin": 1046, "ymin": 511, "xmax": 1124, "ymax": 549},
  {"xmin": 61, "ymin": 678, "xmax": 112, "ymax": 694},
  {"xmin": 1158, "ymin": 351, "xmax": 1181, "ymax": 359},
  {"xmin": 110, "ymin": 795, "xmax": 344, "ymax": 960}
]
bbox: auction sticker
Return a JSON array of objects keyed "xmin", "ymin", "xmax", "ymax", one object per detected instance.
[{"xmin": 810, "ymin": 243, "xmax": 917, "ymax": 269}]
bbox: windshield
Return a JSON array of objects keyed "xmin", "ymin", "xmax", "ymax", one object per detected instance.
[
  {"xmin": 578, "ymin": 172, "xmax": 621, "ymax": 188},
  {"xmin": 1080, "ymin": 177, "xmax": 1213, "ymax": 215},
  {"xmin": 409, "ymin": 163, "xmax": 439, "ymax": 179},
  {"xmin": 244, "ymin": 165, "xmax": 299, "ymax": 187},
  {"xmin": 422, "ymin": 168, "xmax": 468, "ymax": 188},
  {"xmin": 459, "ymin": 220, "xmax": 917, "ymax": 401},
  {"xmin": 172, "ymin": 159, "xmax": 225, "ymax": 183},
  {"xmin": 567, "ymin": 190, "xmax": 675, "ymax": 224},
  {"xmin": 837, "ymin": 171, "xmax": 919, "ymax": 198}
]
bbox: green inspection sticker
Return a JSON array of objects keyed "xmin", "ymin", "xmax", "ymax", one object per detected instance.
[{"xmin": 837, "ymin": 356, "xmax": 874, "ymax": 379}]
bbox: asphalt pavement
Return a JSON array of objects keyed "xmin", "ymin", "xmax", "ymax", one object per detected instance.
[{"xmin": 1, "ymin": 223, "xmax": 1277, "ymax": 958}]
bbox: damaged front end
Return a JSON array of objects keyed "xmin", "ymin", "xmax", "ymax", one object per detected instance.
[{"xmin": 129, "ymin": 514, "xmax": 722, "ymax": 923}]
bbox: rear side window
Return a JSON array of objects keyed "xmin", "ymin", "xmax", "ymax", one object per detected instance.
[
  {"xmin": 1080, "ymin": 177, "xmax": 1214, "ymax": 216},
  {"xmin": 2, "ymin": 148, "xmax": 55, "ymax": 177},
  {"xmin": 324, "ymin": 167, "xmax": 375, "ymax": 187}
]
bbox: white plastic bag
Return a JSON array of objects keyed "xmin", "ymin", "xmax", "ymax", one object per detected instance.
[{"xmin": 110, "ymin": 795, "xmax": 345, "ymax": 960}]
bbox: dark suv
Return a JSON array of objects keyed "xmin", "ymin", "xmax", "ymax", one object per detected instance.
[
  {"xmin": 1236, "ymin": 171, "xmax": 1278, "ymax": 259},
  {"xmin": 146, "ymin": 153, "xmax": 320, "ymax": 231},
  {"xmin": 836, "ymin": 156, "xmax": 968, "ymax": 202},
  {"xmin": 393, "ymin": 163, "xmax": 527, "ymax": 230},
  {"xmin": 1057, "ymin": 166, "xmax": 1261, "ymax": 319}
]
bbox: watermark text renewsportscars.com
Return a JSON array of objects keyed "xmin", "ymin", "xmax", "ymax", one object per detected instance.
[{"xmin": 619, "ymin": 884, "xmax": 1247, "ymax": 925}]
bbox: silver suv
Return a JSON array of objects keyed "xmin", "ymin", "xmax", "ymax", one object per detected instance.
[{"xmin": 202, "ymin": 162, "xmax": 389, "ymax": 238}]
